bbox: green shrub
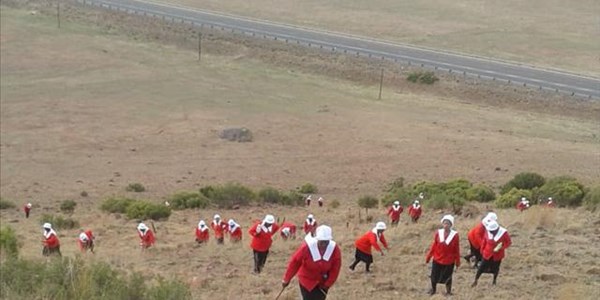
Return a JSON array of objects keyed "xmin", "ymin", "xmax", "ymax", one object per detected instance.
[
  {"xmin": 203, "ymin": 183, "xmax": 255, "ymax": 209},
  {"xmin": 501, "ymin": 172, "xmax": 545, "ymax": 194},
  {"xmin": 297, "ymin": 183, "xmax": 318, "ymax": 194},
  {"xmin": 329, "ymin": 199, "xmax": 340, "ymax": 209},
  {"xmin": 60, "ymin": 200, "xmax": 77, "ymax": 214},
  {"xmin": 39, "ymin": 214, "xmax": 79, "ymax": 230},
  {"xmin": 427, "ymin": 193, "xmax": 449, "ymax": 210},
  {"xmin": 126, "ymin": 183, "xmax": 146, "ymax": 193},
  {"xmin": 537, "ymin": 176, "xmax": 585, "ymax": 207},
  {"xmin": 358, "ymin": 196, "xmax": 378, "ymax": 216},
  {"xmin": 0, "ymin": 199, "xmax": 16, "ymax": 210},
  {"xmin": 257, "ymin": 187, "xmax": 284, "ymax": 204},
  {"xmin": 495, "ymin": 188, "xmax": 532, "ymax": 208},
  {"xmin": 125, "ymin": 201, "xmax": 171, "ymax": 221},
  {"xmin": 100, "ymin": 197, "xmax": 136, "ymax": 213},
  {"xmin": 583, "ymin": 186, "xmax": 600, "ymax": 212},
  {"xmin": 406, "ymin": 71, "xmax": 439, "ymax": 84},
  {"xmin": 466, "ymin": 184, "xmax": 496, "ymax": 202},
  {"xmin": 199, "ymin": 185, "xmax": 215, "ymax": 198},
  {"xmin": 168, "ymin": 192, "xmax": 209, "ymax": 210},
  {"xmin": 381, "ymin": 186, "xmax": 414, "ymax": 207},
  {"xmin": 146, "ymin": 277, "xmax": 192, "ymax": 300},
  {"xmin": 280, "ymin": 190, "xmax": 305, "ymax": 206},
  {"xmin": 412, "ymin": 181, "xmax": 445, "ymax": 198},
  {"xmin": 0, "ymin": 226, "xmax": 19, "ymax": 258}
]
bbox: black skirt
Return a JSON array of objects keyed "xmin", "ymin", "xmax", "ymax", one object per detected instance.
[
  {"xmin": 479, "ymin": 258, "xmax": 502, "ymax": 274},
  {"xmin": 431, "ymin": 261, "xmax": 454, "ymax": 284},
  {"xmin": 354, "ymin": 248, "xmax": 373, "ymax": 264}
]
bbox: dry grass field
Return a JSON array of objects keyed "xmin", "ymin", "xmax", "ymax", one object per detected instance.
[
  {"xmin": 1, "ymin": 3, "xmax": 599, "ymax": 300},
  {"xmin": 159, "ymin": 0, "xmax": 600, "ymax": 76}
]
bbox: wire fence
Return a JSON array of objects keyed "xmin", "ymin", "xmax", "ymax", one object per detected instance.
[{"xmin": 76, "ymin": 0, "xmax": 598, "ymax": 100}]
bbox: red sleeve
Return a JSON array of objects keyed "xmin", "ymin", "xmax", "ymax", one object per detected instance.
[
  {"xmin": 425, "ymin": 233, "xmax": 436, "ymax": 262},
  {"xmin": 370, "ymin": 233, "xmax": 382, "ymax": 252},
  {"xmin": 399, "ymin": 207, "xmax": 404, "ymax": 214},
  {"xmin": 248, "ymin": 223, "xmax": 259, "ymax": 237},
  {"xmin": 323, "ymin": 246, "xmax": 342, "ymax": 288},
  {"xmin": 147, "ymin": 231, "xmax": 156, "ymax": 244},
  {"xmin": 503, "ymin": 232, "xmax": 512, "ymax": 249},
  {"xmin": 387, "ymin": 207, "xmax": 393, "ymax": 216},
  {"xmin": 282, "ymin": 244, "xmax": 306, "ymax": 283}
]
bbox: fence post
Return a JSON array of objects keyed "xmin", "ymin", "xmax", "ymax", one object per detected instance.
[
  {"xmin": 57, "ymin": 0, "xmax": 60, "ymax": 29},
  {"xmin": 378, "ymin": 68, "xmax": 384, "ymax": 100},
  {"xmin": 198, "ymin": 31, "xmax": 202, "ymax": 62}
]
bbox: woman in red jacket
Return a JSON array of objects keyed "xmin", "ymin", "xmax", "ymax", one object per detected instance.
[
  {"xmin": 348, "ymin": 222, "xmax": 389, "ymax": 273},
  {"xmin": 387, "ymin": 201, "xmax": 403, "ymax": 226},
  {"xmin": 211, "ymin": 214, "xmax": 227, "ymax": 244},
  {"xmin": 195, "ymin": 220, "xmax": 209, "ymax": 244},
  {"xmin": 425, "ymin": 215, "xmax": 460, "ymax": 295},
  {"xmin": 228, "ymin": 219, "xmax": 242, "ymax": 243},
  {"xmin": 137, "ymin": 222, "xmax": 155, "ymax": 251},
  {"xmin": 42, "ymin": 223, "xmax": 61, "ymax": 256},
  {"xmin": 77, "ymin": 229, "xmax": 95, "ymax": 253},
  {"xmin": 280, "ymin": 221, "xmax": 297, "ymax": 241},
  {"xmin": 464, "ymin": 212, "xmax": 497, "ymax": 267},
  {"xmin": 282, "ymin": 225, "xmax": 341, "ymax": 300},
  {"xmin": 471, "ymin": 220, "xmax": 512, "ymax": 287},
  {"xmin": 249, "ymin": 214, "xmax": 279, "ymax": 274},
  {"xmin": 303, "ymin": 214, "xmax": 318, "ymax": 236},
  {"xmin": 408, "ymin": 200, "xmax": 422, "ymax": 223}
]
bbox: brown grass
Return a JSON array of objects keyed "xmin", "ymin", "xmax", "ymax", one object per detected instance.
[{"xmin": 1, "ymin": 5, "xmax": 600, "ymax": 300}]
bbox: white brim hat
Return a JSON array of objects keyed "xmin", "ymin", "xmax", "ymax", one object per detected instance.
[
  {"xmin": 315, "ymin": 225, "xmax": 333, "ymax": 241},
  {"xmin": 441, "ymin": 214, "xmax": 454, "ymax": 226},
  {"xmin": 375, "ymin": 222, "xmax": 387, "ymax": 230},
  {"xmin": 485, "ymin": 220, "xmax": 499, "ymax": 231}
]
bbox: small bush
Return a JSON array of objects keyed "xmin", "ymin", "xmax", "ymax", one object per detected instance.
[
  {"xmin": 501, "ymin": 172, "xmax": 545, "ymax": 194},
  {"xmin": 385, "ymin": 177, "xmax": 405, "ymax": 192},
  {"xmin": 169, "ymin": 192, "xmax": 210, "ymax": 210},
  {"xmin": 406, "ymin": 71, "xmax": 439, "ymax": 84},
  {"xmin": 199, "ymin": 185, "xmax": 215, "ymax": 198},
  {"xmin": 146, "ymin": 277, "xmax": 192, "ymax": 300},
  {"xmin": 0, "ymin": 226, "xmax": 19, "ymax": 258},
  {"xmin": 427, "ymin": 193, "xmax": 449, "ymax": 210},
  {"xmin": 126, "ymin": 183, "xmax": 146, "ymax": 193},
  {"xmin": 583, "ymin": 186, "xmax": 600, "ymax": 212},
  {"xmin": 60, "ymin": 200, "xmax": 77, "ymax": 214},
  {"xmin": 358, "ymin": 196, "xmax": 378, "ymax": 216},
  {"xmin": 126, "ymin": 201, "xmax": 171, "ymax": 221},
  {"xmin": 466, "ymin": 184, "xmax": 496, "ymax": 202},
  {"xmin": 100, "ymin": 197, "xmax": 136, "ymax": 213},
  {"xmin": 381, "ymin": 186, "xmax": 414, "ymax": 207},
  {"xmin": 203, "ymin": 183, "xmax": 255, "ymax": 209},
  {"xmin": 280, "ymin": 190, "xmax": 305, "ymax": 206},
  {"xmin": 412, "ymin": 181, "xmax": 445, "ymax": 198},
  {"xmin": 329, "ymin": 199, "xmax": 340, "ymax": 209},
  {"xmin": 257, "ymin": 187, "xmax": 284, "ymax": 204},
  {"xmin": 537, "ymin": 176, "xmax": 585, "ymax": 207},
  {"xmin": 39, "ymin": 214, "xmax": 79, "ymax": 230},
  {"xmin": 297, "ymin": 183, "xmax": 318, "ymax": 194},
  {"xmin": 0, "ymin": 199, "xmax": 16, "ymax": 210},
  {"xmin": 495, "ymin": 188, "xmax": 532, "ymax": 208}
]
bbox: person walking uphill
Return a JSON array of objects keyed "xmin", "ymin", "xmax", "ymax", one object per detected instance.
[
  {"xmin": 24, "ymin": 203, "xmax": 32, "ymax": 218},
  {"xmin": 388, "ymin": 201, "xmax": 403, "ymax": 226},
  {"xmin": 425, "ymin": 215, "xmax": 461, "ymax": 296},
  {"xmin": 249, "ymin": 214, "xmax": 280, "ymax": 274},
  {"xmin": 464, "ymin": 212, "xmax": 497, "ymax": 267},
  {"xmin": 282, "ymin": 225, "xmax": 342, "ymax": 300},
  {"xmin": 137, "ymin": 222, "xmax": 155, "ymax": 251},
  {"xmin": 77, "ymin": 229, "xmax": 95, "ymax": 253},
  {"xmin": 472, "ymin": 220, "xmax": 512, "ymax": 287},
  {"xmin": 349, "ymin": 222, "xmax": 389, "ymax": 273},
  {"xmin": 408, "ymin": 200, "xmax": 422, "ymax": 223},
  {"xmin": 42, "ymin": 223, "xmax": 61, "ymax": 256},
  {"xmin": 211, "ymin": 214, "xmax": 227, "ymax": 244},
  {"xmin": 304, "ymin": 214, "xmax": 318, "ymax": 236},
  {"xmin": 228, "ymin": 219, "xmax": 242, "ymax": 243},
  {"xmin": 195, "ymin": 220, "xmax": 209, "ymax": 244}
]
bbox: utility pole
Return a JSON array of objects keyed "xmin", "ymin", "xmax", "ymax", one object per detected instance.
[
  {"xmin": 198, "ymin": 31, "xmax": 202, "ymax": 61},
  {"xmin": 57, "ymin": 1, "xmax": 61, "ymax": 29},
  {"xmin": 378, "ymin": 68, "xmax": 384, "ymax": 100}
]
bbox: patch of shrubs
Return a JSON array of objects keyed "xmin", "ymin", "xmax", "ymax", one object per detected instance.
[
  {"xmin": 406, "ymin": 71, "xmax": 439, "ymax": 84},
  {"xmin": 536, "ymin": 176, "xmax": 585, "ymax": 207},
  {"xmin": 126, "ymin": 183, "xmax": 146, "ymax": 193},
  {"xmin": 39, "ymin": 214, "xmax": 79, "ymax": 230},
  {"xmin": 201, "ymin": 183, "xmax": 255, "ymax": 209},
  {"xmin": 100, "ymin": 197, "xmax": 170, "ymax": 221},
  {"xmin": 258, "ymin": 187, "xmax": 284, "ymax": 204},
  {"xmin": 101, "ymin": 197, "xmax": 136, "ymax": 214},
  {"xmin": 329, "ymin": 199, "xmax": 340, "ymax": 209},
  {"xmin": 495, "ymin": 188, "xmax": 532, "ymax": 208},
  {"xmin": 357, "ymin": 195, "xmax": 378, "ymax": 216},
  {"xmin": 168, "ymin": 192, "xmax": 210, "ymax": 210},
  {"xmin": 583, "ymin": 186, "xmax": 600, "ymax": 212},
  {"xmin": 382, "ymin": 179, "xmax": 473, "ymax": 213},
  {"xmin": 60, "ymin": 200, "xmax": 77, "ymax": 214},
  {"xmin": 466, "ymin": 184, "xmax": 496, "ymax": 202},
  {"xmin": 0, "ymin": 256, "xmax": 191, "ymax": 300},
  {"xmin": 0, "ymin": 226, "xmax": 19, "ymax": 259},
  {"xmin": 501, "ymin": 172, "xmax": 545, "ymax": 194},
  {"xmin": 297, "ymin": 183, "xmax": 318, "ymax": 194},
  {"xmin": 0, "ymin": 199, "xmax": 16, "ymax": 210}
]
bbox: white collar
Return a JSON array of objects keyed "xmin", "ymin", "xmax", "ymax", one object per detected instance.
[
  {"xmin": 413, "ymin": 204, "xmax": 420, "ymax": 209},
  {"xmin": 138, "ymin": 229, "xmax": 148, "ymax": 236},
  {"xmin": 392, "ymin": 205, "xmax": 401, "ymax": 211},
  {"xmin": 261, "ymin": 224, "xmax": 273, "ymax": 233},
  {"xmin": 198, "ymin": 225, "xmax": 208, "ymax": 232},
  {"xmin": 307, "ymin": 240, "xmax": 336, "ymax": 262},
  {"xmin": 229, "ymin": 224, "xmax": 240, "ymax": 232},
  {"xmin": 437, "ymin": 229, "xmax": 457, "ymax": 245},
  {"xmin": 306, "ymin": 219, "xmax": 316, "ymax": 225},
  {"xmin": 44, "ymin": 229, "xmax": 56, "ymax": 239},
  {"xmin": 213, "ymin": 220, "xmax": 222, "ymax": 226},
  {"xmin": 371, "ymin": 228, "xmax": 383, "ymax": 242},
  {"xmin": 487, "ymin": 227, "xmax": 507, "ymax": 242}
]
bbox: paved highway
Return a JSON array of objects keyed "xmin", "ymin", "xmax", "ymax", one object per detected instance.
[{"xmin": 79, "ymin": 0, "xmax": 600, "ymax": 99}]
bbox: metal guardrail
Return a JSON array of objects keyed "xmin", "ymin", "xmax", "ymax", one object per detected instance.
[{"xmin": 76, "ymin": 0, "xmax": 598, "ymax": 100}]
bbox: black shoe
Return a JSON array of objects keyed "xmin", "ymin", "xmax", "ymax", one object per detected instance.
[{"xmin": 428, "ymin": 289, "xmax": 436, "ymax": 295}]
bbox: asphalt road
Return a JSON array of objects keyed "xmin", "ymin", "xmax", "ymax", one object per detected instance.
[{"xmin": 79, "ymin": 0, "xmax": 600, "ymax": 99}]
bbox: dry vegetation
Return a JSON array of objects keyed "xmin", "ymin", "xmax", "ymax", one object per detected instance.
[{"xmin": 1, "ymin": 2, "xmax": 599, "ymax": 300}]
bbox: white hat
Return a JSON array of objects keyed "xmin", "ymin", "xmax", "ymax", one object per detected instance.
[
  {"xmin": 198, "ymin": 220, "xmax": 206, "ymax": 227},
  {"xmin": 414, "ymin": 200, "xmax": 420, "ymax": 204},
  {"xmin": 485, "ymin": 212, "xmax": 498, "ymax": 222},
  {"xmin": 419, "ymin": 192, "xmax": 424, "ymax": 199},
  {"xmin": 281, "ymin": 227, "xmax": 291, "ymax": 235},
  {"xmin": 228, "ymin": 219, "xmax": 235, "ymax": 226},
  {"xmin": 137, "ymin": 223, "xmax": 148, "ymax": 231},
  {"xmin": 485, "ymin": 220, "xmax": 499, "ymax": 231},
  {"xmin": 307, "ymin": 214, "xmax": 314, "ymax": 219},
  {"xmin": 264, "ymin": 214, "xmax": 275, "ymax": 224},
  {"xmin": 441, "ymin": 214, "xmax": 454, "ymax": 226},
  {"xmin": 548, "ymin": 197, "xmax": 553, "ymax": 201},
  {"xmin": 521, "ymin": 197, "xmax": 527, "ymax": 201},
  {"xmin": 43, "ymin": 223, "xmax": 52, "ymax": 229},
  {"xmin": 375, "ymin": 222, "xmax": 387, "ymax": 230},
  {"xmin": 27, "ymin": 203, "xmax": 32, "ymax": 208},
  {"xmin": 315, "ymin": 225, "xmax": 333, "ymax": 241},
  {"xmin": 214, "ymin": 214, "xmax": 221, "ymax": 220},
  {"xmin": 393, "ymin": 201, "xmax": 400, "ymax": 205}
]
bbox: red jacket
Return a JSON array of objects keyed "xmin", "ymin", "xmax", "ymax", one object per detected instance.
[
  {"xmin": 24, "ymin": 205, "xmax": 31, "ymax": 214},
  {"xmin": 408, "ymin": 204, "xmax": 422, "ymax": 219},
  {"xmin": 516, "ymin": 202, "xmax": 529, "ymax": 211},
  {"xmin": 44, "ymin": 233, "xmax": 60, "ymax": 248},
  {"xmin": 355, "ymin": 230, "xmax": 388, "ymax": 255},
  {"xmin": 280, "ymin": 222, "xmax": 297, "ymax": 238},
  {"xmin": 195, "ymin": 227, "xmax": 209, "ymax": 242},
  {"xmin": 283, "ymin": 241, "xmax": 342, "ymax": 291},
  {"xmin": 249, "ymin": 221, "xmax": 280, "ymax": 252},
  {"xmin": 387, "ymin": 205, "xmax": 403, "ymax": 221},
  {"xmin": 467, "ymin": 223, "xmax": 486, "ymax": 249},
  {"xmin": 211, "ymin": 221, "xmax": 227, "ymax": 239},
  {"xmin": 303, "ymin": 220, "xmax": 318, "ymax": 235},
  {"xmin": 229, "ymin": 226, "xmax": 242, "ymax": 242},
  {"xmin": 426, "ymin": 229, "xmax": 461, "ymax": 266},
  {"xmin": 481, "ymin": 227, "xmax": 511, "ymax": 261},
  {"xmin": 139, "ymin": 230, "xmax": 155, "ymax": 247}
]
